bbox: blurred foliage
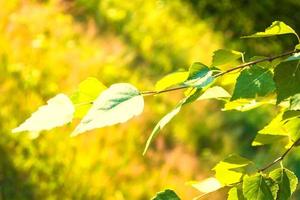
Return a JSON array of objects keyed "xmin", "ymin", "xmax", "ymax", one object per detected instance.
[
  {"xmin": 186, "ymin": 0, "xmax": 300, "ymax": 54},
  {"xmin": 0, "ymin": 0, "xmax": 299, "ymax": 199}
]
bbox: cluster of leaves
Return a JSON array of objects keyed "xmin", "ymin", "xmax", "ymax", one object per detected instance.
[{"xmin": 13, "ymin": 21, "xmax": 300, "ymax": 199}]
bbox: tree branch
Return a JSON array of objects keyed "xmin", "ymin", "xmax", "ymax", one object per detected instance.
[{"xmin": 140, "ymin": 49, "xmax": 300, "ymax": 96}]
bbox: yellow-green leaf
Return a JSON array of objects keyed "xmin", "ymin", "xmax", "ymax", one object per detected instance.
[
  {"xmin": 242, "ymin": 21, "xmax": 298, "ymax": 38},
  {"xmin": 269, "ymin": 168, "xmax": 298, "ymax": 200},
  {"xmin": 155, "ymin": 71, "xmax": 188, "ymax": 91},
  {"xmin": 227, "ymin": 187, "xmax": 245, "ymax": 200},
  {"xmin": 71, "ymin": 77, "xmax": 107, "ymax": 118},
  {"xmin": 212, "ymin": 49, "xmax": 243, "ymax": 66},
  {"xmin": 197, "ymin": 86, "xmax": 231, "ymax": 101},
  {"xmin": 223, "ymin": 99, "xmax": 273, "ymax": 112},
  {"xmin": 213, "ymin": 154, "xmax": 252, "ymax": 185},
  {"xmin": 143, "ymin": 89, "xmax": 202, "ymax": 155},
  {"xmin": 187, "ymin": 177, "xmax": 222, "ymax": 193}
]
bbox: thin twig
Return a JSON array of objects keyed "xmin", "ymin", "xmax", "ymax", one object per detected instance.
[{"xmin": 140, "ymin": 49, "xmax": 300, "ymax": 96}]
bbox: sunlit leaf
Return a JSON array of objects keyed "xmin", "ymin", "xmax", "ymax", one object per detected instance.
[
  {"xmin": 212, "ymin": 49, "xmax": 243, "ymax": 66},
  {"xmin": 183, "ymin": 62, "xmax": 214, "ymax": 88},
  {"xmin": 213, "ymin": 154, "xmax": 252, "ymax": 185},
  {"xmin": 155, "ymin": 71, "xmax": 188, "ymax": 91},
  {"xmin": 197, "ymin": 86, "xmax": 231, "ymax": 100},
  {"xmin": 242, "ymin": 21, "xmax": 298, "ymax": 38},
  {"xmin": 227, "ymin": 187, "xmax": 245, "ymax": 200},
  {"xmin": 143, "ymin": 89, "xmax": 202, "ymax": 155},
  {"xmin": 296, "ymin": 44, "xmax": 300, "ymax": 50},
  {"xmin": 223, "ymin": 99, "xmax": 273, "ymax": 112},
  {"xmin": 187, "ymin": 177, "xmax": 222, "ymax": 193},
  {"xmin": 152, "ymin": 189, "xmax": 180, "ymax": 200},
  {"xmin": 71, "ymin": 77, "xmax": 107, "ymax": 118},
  {"xmin": 252, "ymin": 112, "xmax": 290, "ymax": 146},
  {"xmin": 71, "ymin": 83, "xmax": 144, "ymax": 136},
  {"xmin": 290, "ymin": 94, "xmax": 300, "ymax": 110},
  {"xmin": 243, "ymin": 174, "xmax": 278, "ymax": 200},
  {"xmin": 269, "ymin": 168, "xmax": 298, "ymax": 200},
  {"xmin": 13, "ymin": 94, "xmax": 74, "ymax": 133},
  {"xmin": 274, "ymin": 60, "xmax": 300, "ymax": 103},
  {"xmin": 231, "ymin": 66, "xmax": 275, "ymax": 100}
]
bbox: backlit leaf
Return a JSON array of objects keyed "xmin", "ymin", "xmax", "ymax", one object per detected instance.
[
  {"xmin": 71, "ymin": 77, "xmax": 107, "ymax": 118},
  {"xmin": 274, "ymin": 60, "xmax": 300, "ymax": 103},
  {"xmin": 212, "ymin": 49, "xmax": 243, "ymax": 66},
  {"xmin": 13, "ymin": 94, "xmax": 74, "ymax": 133},
  {"xmin": 187, "ymin": 177, "xmax": 222, "ymax": 193},
  {"xmin": 183, "ymin": 62, "xmax": 214, "ymax": 88},
  {"xmin": 231, "ymin": 66, "xmax": 275, "ymax": 100},
  {"xmin": 155, "ymin": 71, "xmax": 188, "ymax": 91},
  {"xmin": 197, "ymin": 86, "xmax": 231, "ymax": 100},
  {"xmin": 213, "ymin": 154, "xmax": 252, "ymax": 185},
  {"xmin": 152, "ymin": 189, "xmax": 180, "ymax": 200},
  {"xmin": 243, "ymin": 174, "xmax": 279, "ymax": 200},
  {"xmin": 143, "ymin": 89, "xmax": 202, "ymax": 155},
  {"xmin": 242, "ymin": 21, "xmax": 298, "ymax": 38},
  {"xmin": 290, "ymin": 94, "xmax": 300, "ymax": 110},
  {"xmin": 227, "ymin": 187, "xmax": 245, "ymax": 200},
  {"xmin": 223, "ymin": 99, "xmax": 274, "ymax": 112},
  {"xmin": 253, "ymin": 111, "xmax": 300, "ymax": 145},
  {"xmin": 71, "ymin": 83, "xmax": 144, "ymax": 136},
  {"xmin": 269, "ymin": 168, "xmax": 298, "ymax": 200}
]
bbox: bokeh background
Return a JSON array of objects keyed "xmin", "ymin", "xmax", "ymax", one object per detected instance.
[{"xmin": 1, "ymin": 0, "xmax": 300, "ymax": 199}]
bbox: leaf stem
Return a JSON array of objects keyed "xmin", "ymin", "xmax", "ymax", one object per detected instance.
[{"xmin": 140, "ymin": 49, "xmax": 300, "ymax": 96}]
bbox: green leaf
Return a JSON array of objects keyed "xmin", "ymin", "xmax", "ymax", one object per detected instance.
[
  {"xmin": 227, "ymin": 187, "xmax": 245, "ymax": 200},
  {"xmin": 155, "ymin": 71, "xmax": 188, "ymax": 91},
  {"xmin": 212, "ymin": 49, "xmax": 243, "ymax": 66},
  {"xmin": 269, "ymin": 168, "xmax": 298, "ymax": 200},
  {"xmin": 290, "ymin": 94, "xmax": 300, "ymax": 110},
  {"xmin": 296, "ymin": 44, "xmax": 300, "ymax": 50},
  {"xmin": 152, "ymin": 189, "xmax": 180, "ymax": 200},
  {"xmin": 242, "ymin": 21, "xmax": 298, "ymax": 38},
  {"xmin": 13, "ymin": 94, "xmax": 74, "ymax": 133},
  {"xmin": 197, "ymin": 86, "xmax": 231, "ymax": 101},
  {"xmin": 213, "ymin": 154, "xmax": 252, "ymax": 185},
  {"xmin": 274, "ymin": 60, "xmax": 300, "ymax": 103},
  {"xmin": 143, "ymin": 89, "xmax": 202, "ymax": 155},
  {"xmin": 71, "ymin": 83, "xmax": 144, "ymax": 136},
  {"xmin": 71, "ymin": 77, "xmax": 107, "ymax": 118},
  {"xmin": 231, "ymin": 66, "xmax": 275, "ymax": 100},
  {"xmin": 183, "ymin": 62, "xmax": 214, "ymax": 88},
  {"xmin": 223, "ymin": 99, "xmax": 273, "ymax": 112},
  {"xmin": 243, "ymin": 174, "xmax": 279, "ymax": 200}
]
